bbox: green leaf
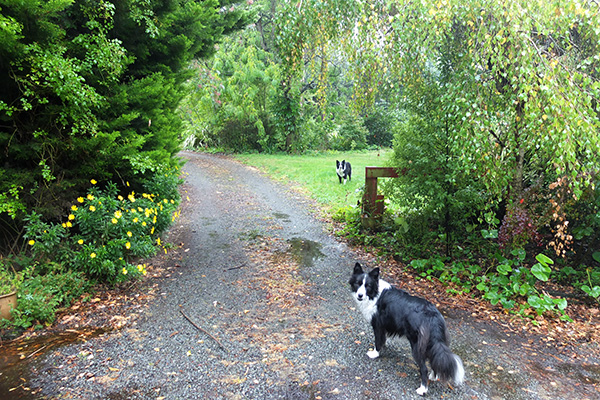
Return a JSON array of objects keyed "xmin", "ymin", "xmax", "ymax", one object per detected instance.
[
  {"xmin": 476, "ymin": 281, "xmax": 488, "ymax": 292},
  {"xmin": 531, "ymin": 262, "xmax": 551, "ymax": 281},
  {"xmin": 535, "ymin": 253, "xmax": 554, "ymax": 266},
  {"xmin": 497, "ymin": 264, "xmax": 512, "ymax": 275},
  {"xmin": 553, "ymin": 298, "xmax": 568, "ymax": 311},
  {"xmin": 582, "ymin": 285, "xmax": 600, "ymax": 299},
  {"xmin": 481, "ymin": 229, "xmax": 498, "ymax": 239},
  {"xmin": 511, "ymin": 249, "xmax": 526, "ymax": 262},
  {"xmin": 527, "ymin": 295, "xmax": 543, "ymax": 309}
]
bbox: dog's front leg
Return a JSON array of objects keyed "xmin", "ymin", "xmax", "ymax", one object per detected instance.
[{"xmin": 368, "ymin": 321, "xmax": 386, "ymax": 359}]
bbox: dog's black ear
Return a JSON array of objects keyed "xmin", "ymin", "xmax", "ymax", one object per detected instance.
[
  {"xmin": 369, "ymin": 267, "xmax": 380, "ymax": 279},
  {"xmin": 353, "ymin": 262, "xmax": 364, "ymax": 274},
  {"xmin": 336, "ymin": 160, "xmax": 340, "ymax": 167}
]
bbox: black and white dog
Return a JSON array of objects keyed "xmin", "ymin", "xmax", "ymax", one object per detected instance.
[
  {"xmin": 336, "ymin": 160, "xmax": 352, "ymax": 184},
  {"xmin": 349, "ymin": 262, "xmax": 464, "ymax": 396}
]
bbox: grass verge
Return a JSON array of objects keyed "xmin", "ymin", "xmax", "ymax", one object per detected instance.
[{"xmin": 235, "ymin": 150, "xmax": 393, "ymax": 212}]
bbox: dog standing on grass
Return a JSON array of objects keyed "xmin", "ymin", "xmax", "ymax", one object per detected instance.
[
  {"xmin": 349, "ymin": 262, "xmax": 465, "ymax": 396},
  {"xmin": 336, "ymin": 160, "xmax": 352, "ymax": 184}
]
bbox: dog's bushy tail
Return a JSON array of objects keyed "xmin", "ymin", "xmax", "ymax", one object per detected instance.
[{"xmin": 430, "ymin": 341, "xmax": 465, "ymax": 385}]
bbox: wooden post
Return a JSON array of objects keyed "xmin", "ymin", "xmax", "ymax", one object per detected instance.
[{"xmin": 362, "ymin": 167, "xmax": 400, "ymax": 229}]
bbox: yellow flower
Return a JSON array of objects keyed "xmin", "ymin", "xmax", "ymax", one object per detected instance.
[
  {"xmin": 90, "ymin": 252, "xmax": 96, "ymax": 258},
  {"xmin": 118, "ymin": 195, "xmax": 124, "ymax": 201},
  {"xmin": 68, "ymin": 214, "xmax": 75, "ymax": 220},
  {"xmin": 66, "ymin": 221, "xmax": 72, "ymax": 228},
  {"xmin": 156, "ymin": 237, "xmax": 161, "ymax": 246},
  {"xmin": 78, "ymin": 239, "xmax": 84, "ymax": 245},
  {"xmin": 91, "ymin": 179, "xmax": 97, "ymax": 185},
  {"xmin": 133, "ymin": 217, "xmax": 139, "ymax": 223},
  {"xmin": 90, "ymin": 205, "xmax": 96, "ymax": 211},
  {"xmin": 125, "ymin": 242, "xmax": 131, "ymax": 249},
  {"xmin": 142, "ymin": 221, "xmax": 147, "ymax": 226},
  {"xmin": 112, "ymin": 218, "xmax": 118, "ymax": 224},
  {"xmin": 128, "ymin": 192, "xmax": 136, "ymax": 202},
  {"xmin": 87, "ymin": 194, "xmax": 94, "ymax": 200},
  {"xmin": 122, "ymin": 268, "xmax": 128, "ymax": 275},
  {"xmin": 28, "ymin": 239, "xmax": 35, "ymax": 245},
  {"xmin": 77, "ymin": 197, "xmax": 84, "ymax": 203},
  {"xmin": 62, "ymin": 223, "xmax": 67, "ymax": 228},
  {"xmin": 71, "ymin": 205, "xmax": 78, "ymax": 211},
  {"xmin": 137, "ymin": 264, "xmax": 143, "ymax": 271},
  {"xmin": 126, "ymin": 181, "xmax": 130, "ymax": 187},
  {"xmin": 151, "ymin": 226, "xmax": 155, "ymax": 235},
  {"xmin": 114, "ymin": 210, "xmax": 122, "ymax": 219},
  {"xmin": 127, "ymin": 231, "xmax": 132, "ymax": 237}
]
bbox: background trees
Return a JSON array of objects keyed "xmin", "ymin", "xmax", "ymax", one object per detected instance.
[{"xmin": 182, "ymin": 0, "xmax": 598, "ymax": 262}]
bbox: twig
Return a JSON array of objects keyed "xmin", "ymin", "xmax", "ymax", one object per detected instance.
[
  {"xmin": 27, "ymin": 345, "xmax": 47, "ymax": 359},
  {"xmin": 227, "ymin": 263, "xmax": 247, "ymax": 271},
  {"xmin": 179, "ymin": 309, "xmax": 227, "ymax": 352}
]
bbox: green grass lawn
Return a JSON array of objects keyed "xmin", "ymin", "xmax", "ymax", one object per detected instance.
[{"xmin": 235, "ymin": 150, "xmax": 393, "ymax": 212}]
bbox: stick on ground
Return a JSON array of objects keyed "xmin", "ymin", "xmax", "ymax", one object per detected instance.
[{"xmin": 179, "ymin": 309, "xmax": 228, "ymax": 352}]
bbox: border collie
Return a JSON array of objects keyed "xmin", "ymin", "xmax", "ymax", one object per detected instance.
[
  {"xmin": 336, "ymin": 160, "xmax": 352, "ymax": 184},
  {"xmin": 349, "ymin": 262, "xmax": 464, "ymax": 396}
]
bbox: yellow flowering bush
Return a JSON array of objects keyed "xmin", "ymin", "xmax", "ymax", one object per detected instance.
[
  {"xmin": 23, "ymin": 167, "xmax": 181, "ymax": 284},
  {"xmin": 8, "ymin": 165, "xmax": 182, "ymax": 329}
]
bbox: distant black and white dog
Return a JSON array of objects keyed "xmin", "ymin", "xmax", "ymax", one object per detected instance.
[
  {"xmin": 349, "ymin": 262, "xmax": 464, "ymax": 396},
  {"xmin": 336, "ymin": 160, "xmax": 352, "ymax": 184}
]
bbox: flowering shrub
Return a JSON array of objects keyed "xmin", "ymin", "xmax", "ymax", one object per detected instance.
[{"xmin": 24, "ymin": 168, "xmax": 181, "ymax": 284}]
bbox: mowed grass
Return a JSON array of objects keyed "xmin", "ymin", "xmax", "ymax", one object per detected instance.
[{"xmin": 235, "ymin": 149, "xmax": 393, "ymax": 212}]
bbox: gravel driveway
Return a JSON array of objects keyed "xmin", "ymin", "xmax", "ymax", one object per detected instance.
[{"xmin": 1, "ymin": 152, "xmax": 599, "ymax": 400}]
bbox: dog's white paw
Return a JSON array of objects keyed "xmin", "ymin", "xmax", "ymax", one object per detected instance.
[
  {"xmin": 416, "ymin": 385, "xmax": 428, "ymax": 396},
  {"xmin": 366, "ymin": 350, "xmax": 379, "ymax": 359}
]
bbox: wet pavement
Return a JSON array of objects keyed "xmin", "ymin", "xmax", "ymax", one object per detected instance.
[{"xmin": 1, "ymin": 152, "xmax": 599, "ymax": 399}]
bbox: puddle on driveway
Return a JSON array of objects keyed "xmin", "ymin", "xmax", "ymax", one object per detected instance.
[
  {"xmin": 0, "ymin": 327, "xmax": 110, "ymax": 399},
  {"xmin": 287, "ymin": 237, "xmax": 324, "ymax": 268},
  {"xmin": 273, "ymin": 212, "xmax": 291, "ymax": 222}
]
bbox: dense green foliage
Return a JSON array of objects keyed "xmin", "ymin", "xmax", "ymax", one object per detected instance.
[
  {"xmin": 0, "ymin": 0, "xmax": 246, "ymax": 240},
  {"xmin": 180, "ymin": 0, "xmax": 393, "ymax": 153}
]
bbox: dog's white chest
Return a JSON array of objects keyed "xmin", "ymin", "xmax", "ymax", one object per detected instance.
[{"xmin": 353, "ymin": 279, "xmax": 391, "ymax": 322}]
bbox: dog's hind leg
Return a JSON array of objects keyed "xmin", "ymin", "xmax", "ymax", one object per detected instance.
[
  {"xmin": 411, "ymin": 331, "xmax": 430, "ymax": 396},
  {"xmin": 411, "ymin": 345, "xmax": 430, "ymax": 395}
]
